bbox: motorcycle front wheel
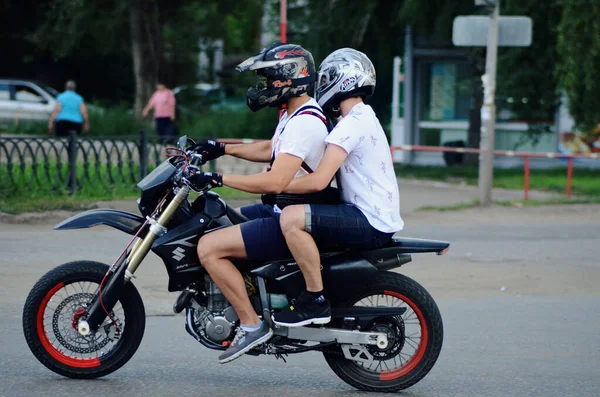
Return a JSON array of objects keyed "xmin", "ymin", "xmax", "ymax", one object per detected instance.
[
  {"xmin": 22, "ymin": 261, "xmax": 145, "ymax": 379},
  {"xmin": 324, "ymin": 272, "xmax": 443, "ymax": 392}
]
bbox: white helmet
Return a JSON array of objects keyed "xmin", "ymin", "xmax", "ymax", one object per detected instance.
[{"xmin": 315, "ymin": 48, "xmax": 376, "ymax": 112}]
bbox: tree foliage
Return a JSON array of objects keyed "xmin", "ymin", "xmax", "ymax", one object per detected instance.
[
  {"xmin": 29, "ymin": 0, "xmax": 129, "ymax": 58},
  {"xmin": 289, "ymin": 0, "xmax": 563, "ymax": 140},
  {"xmin": 290, "ymin": 0, "xmax": 480, "ymax": 123},
  {"xmin": 286, "ymin": 0, "xmax": 402, "ymax": 122},
  {"xmin": 1, "ymin": 0, "xmax": 263, "ymax": 105},
  {"xmin": 498, "ymin": 0, "xmax": 562, "ymax": 125},
  {"xmin": 556, "ymin": 0, "xmax": 600, "ymax": 133},
  {"xmin": 2, "ymin": 0, "xmax": 598, "ymax": 137}
]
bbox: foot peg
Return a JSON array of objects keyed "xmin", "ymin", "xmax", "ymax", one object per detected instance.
[{"xmin": 173, "ymin": 289, "xmax": 195, "ymax": 313}]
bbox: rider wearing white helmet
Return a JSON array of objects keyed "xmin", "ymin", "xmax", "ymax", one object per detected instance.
[{"xmin": 273, "ymin": 48, "xmax": 405, "ymax": 327}]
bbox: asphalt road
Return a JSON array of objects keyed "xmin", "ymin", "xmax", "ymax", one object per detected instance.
[{"xmin": 1, "ymin": 204, "xmax": 599, "ymax": 396}]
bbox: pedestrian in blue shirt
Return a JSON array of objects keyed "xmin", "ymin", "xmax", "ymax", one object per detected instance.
[{"xmin": 48, "ymin": 80, "xmax": 90, "ymax": 137}]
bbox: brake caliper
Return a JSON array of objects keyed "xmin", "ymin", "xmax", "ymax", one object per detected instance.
[{"xmin": 71, "ymin": 306, "xmax": 87, "ymax": 330}]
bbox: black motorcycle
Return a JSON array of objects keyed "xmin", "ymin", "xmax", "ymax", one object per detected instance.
[{"xmin": 22, "ymin": 137, "xmax": 449, "ymax": 392}]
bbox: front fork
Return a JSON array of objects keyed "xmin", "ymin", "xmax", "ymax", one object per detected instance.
[{"xmin": 82, "ymin": 187, "xmax": 190, "ymax": 333}]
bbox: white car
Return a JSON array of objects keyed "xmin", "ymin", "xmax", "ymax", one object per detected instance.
[{"xmin": 0, "ymin": 79, "xmax": 61, "ymax": 125}]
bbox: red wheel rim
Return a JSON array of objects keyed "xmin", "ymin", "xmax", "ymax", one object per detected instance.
[
  {"xmin": 36, "ymin": 282, "xmax": 101, "ymax": 368},
  {"xmin": 378, "ymin": 290, "xmax": 428, "ymax": 381}
]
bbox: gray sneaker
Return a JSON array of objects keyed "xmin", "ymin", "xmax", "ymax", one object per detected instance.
[{"xmin": 218, "ymin": 321, "xmax": 274, "ymax": 364}]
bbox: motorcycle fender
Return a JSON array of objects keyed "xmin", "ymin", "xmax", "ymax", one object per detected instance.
[
  {"xmin": 322, "ymin": 254, "xmax": 379, "ymax": 302},
  {"xmin": 54, "ymin": 209, "xmax": 145, "ymax": 235}
]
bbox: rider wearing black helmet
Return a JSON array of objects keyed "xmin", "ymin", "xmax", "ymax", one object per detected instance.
[
  {"xmin": 237, "ymin": 43, "xmax": 317, "ymax": 111},
  {"xmin": 189, "ymin": 43, "xmax": 330, "ymax": 363},
  {"xmin": 272, "ymin": 48, "xmax": 405, "ymax": 327}
]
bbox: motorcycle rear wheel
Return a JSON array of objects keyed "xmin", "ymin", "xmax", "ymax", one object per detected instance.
[
  {"xmin": 324, "ymin": 272, "xmax": 443, "ymax": 392},
  {"xmin": 22, "ymin": 261, "xmax": 145, "ymax": 379}
]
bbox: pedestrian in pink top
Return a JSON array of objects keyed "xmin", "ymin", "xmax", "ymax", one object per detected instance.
[{"xmin": 142, "ymin": 82, "xmax": 177, "ymax": 138}]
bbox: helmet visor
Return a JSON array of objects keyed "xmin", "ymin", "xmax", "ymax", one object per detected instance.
[
  {"xmin": 317, "ymin": 72, "xmax": 329, "ymax": 92},
  {"xmin": 256, "ymin": 74, "xmax": 269, "ymax": 90}
]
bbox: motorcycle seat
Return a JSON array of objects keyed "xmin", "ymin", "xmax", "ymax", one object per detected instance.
[
  {"xmin": 364, "ymin": 237, "xmax": 450, "ymax": 255},
  {"xmin": 358, "ymin": 237, "xmax": 450, "ymax": 270},
  {"xmin": 249, "ymin": 236, "xmax": 449, "ymax": 272}
]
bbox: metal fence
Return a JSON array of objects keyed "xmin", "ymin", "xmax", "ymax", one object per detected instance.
[
  {"xmin": 0, "ymin": 132, "xmax": 265, "ymax": 194},
  {"xmin": 3, "ymin": 132, "xmax": 599, "ymax": 198},
  {"xmin": 0, "ymin": 131, "xmax": 169, "ymax": 193},
  {"xmin": 390, "ymin": 144, "xmax": 600, "ymax": 200}
]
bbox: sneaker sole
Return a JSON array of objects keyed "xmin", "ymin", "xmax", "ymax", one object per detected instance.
[
  {"xmin": 218, "ymin": 329, "xmax": 274, "ymax": 364},
  {"xmin": 273, "ymin": 316, "xmax": 331, "ymax": 328}
]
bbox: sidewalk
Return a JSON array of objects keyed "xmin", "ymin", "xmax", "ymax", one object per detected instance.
[
  {"xmin": 397, "ymin": 178, "xmax": 562, "ymax": 212},
  {"xmin": 0, "ymin": 178, "xmax": 564, "ymax": 225}
]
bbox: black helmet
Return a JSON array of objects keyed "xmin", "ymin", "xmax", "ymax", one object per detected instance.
[{"xmin": 236, "ymin": 43, "xmax": 316, "ymax": 112}]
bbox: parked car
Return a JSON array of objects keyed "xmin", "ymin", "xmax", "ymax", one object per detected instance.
[
  {"xmin": 0, "ymin": 79, "xmax": 102, "ymax": 129},
  {"xmin": 0, "ymin": 79, "xmax": 60, "ymax": 126}
]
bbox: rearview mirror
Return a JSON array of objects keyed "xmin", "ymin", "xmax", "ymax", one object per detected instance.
[{"xmin": 177, "ymin": 136, "xmax": 188, "ymax": 150}]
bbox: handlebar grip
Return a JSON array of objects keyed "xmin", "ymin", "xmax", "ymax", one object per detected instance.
[{"xmin": 189, "ymin": 153, "xmax": 205, "ymax": 166}]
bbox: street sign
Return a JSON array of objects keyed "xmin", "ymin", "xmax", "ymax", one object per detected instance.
[{"xmin": 452, "ymin": 16, "xmax": 532, "ymax": 47}]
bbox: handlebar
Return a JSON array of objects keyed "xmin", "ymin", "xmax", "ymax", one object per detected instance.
[
  {"xmin": 170, "ymin": 149, "xmax": 213, "ymax": 194},
  {"xmin": 188, "ymin": 152, "xmax": 204, "ymax": 167}
]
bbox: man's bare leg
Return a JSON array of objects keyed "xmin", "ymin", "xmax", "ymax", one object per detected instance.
[
  {"xmin": 279, "ymin": 204, "xmax": 323, "ymax": 291},
  {"xmin": 197, "ymin": 225, "xmax": 259, "ymax": 326},
  {"xmin": 197, "ymin": 225, "xmax": 273, "ymax": 363},
  {"xmin": 274, "ymin": 204, "xmax": 330, "ymax": 327}
]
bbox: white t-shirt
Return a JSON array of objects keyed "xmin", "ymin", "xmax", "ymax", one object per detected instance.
[
  {"xmin": 325, "ymin": 102, "xmax": 404, "ymax": 233},
  {"xmin": 272, "ymin": 98, "xmax": 328, "ymax": 178}
]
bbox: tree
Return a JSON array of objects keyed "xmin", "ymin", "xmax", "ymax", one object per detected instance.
[
  {"xmin": 556, "ymin": 0, "xmax": 600, "ymax": 134},
  {"xmin": 1, "ymin": 0, "xmax": 134, "ymax": 102},
  {"xmin": 497, "ymin": 0, "xmax": 562, "ymax": 140},
  {"xmin": 3, "ymin": 0, "xmax": 263, "ymax": 111},
  {"xmin": 129, "ymin": 0, "xmax": 161, "ymax": 116}
]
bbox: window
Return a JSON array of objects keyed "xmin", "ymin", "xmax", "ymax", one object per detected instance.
[
  {"xmin": 420, "ymin": 61, "xmax": 471, "ymax": 122},
  {"xmin": 419, "ymin": 61, "xmax": 523, "ymax": 122},
  {"xmin": 36, "ymin": 83, "xmax": 59, "ymax": 98},
  {"xmin": 0, "ymin": 84, "xmax": 9, "ymax": 100},
  {"xmin": 14, "ymin": 84, "xmax": 45, "ymax": 103}
]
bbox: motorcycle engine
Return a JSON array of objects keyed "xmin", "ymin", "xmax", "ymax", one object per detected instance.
[{"xmin": 196, "ymin": 276, "xmax": 239, "ymax": 343}]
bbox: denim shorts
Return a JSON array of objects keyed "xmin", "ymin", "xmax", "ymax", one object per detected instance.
[
  {"xmin": 305, "ymin": 204, "xmax": 394, "ymax": 251},
  {"xmin": 239, "ymin": 203, "xmax": 292, "ymax": 262}
]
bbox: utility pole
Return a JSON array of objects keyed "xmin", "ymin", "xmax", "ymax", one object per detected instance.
[
  {"xmin": 478, "ymin": 0, "xmax": 499, "ymax": 206},
  {"xmin": 280, "ymin": 0, "xmax": 287, "ymax": 43},
  {"xmin": 454, "ymin": 1, "xmax": 531, "ymax": 204}
]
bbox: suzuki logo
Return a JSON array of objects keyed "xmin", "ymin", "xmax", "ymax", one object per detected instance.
[{"xmin": 172, "ymin": 247, "xmax": 186, "ymax": 262}]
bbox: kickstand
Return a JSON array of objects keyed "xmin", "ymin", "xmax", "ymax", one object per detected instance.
[{"xmin": 274, "ymin": 353, "xmax": 287, "ymax": 363}]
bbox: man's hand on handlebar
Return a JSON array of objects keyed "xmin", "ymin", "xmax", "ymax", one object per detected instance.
[
  {"xmin": 187, "ymin": 172, "xmax": 223, "ymax": 192},
  {"xmin": 192, "ymin": 140, "xmax": 226, "ymax": 161}
]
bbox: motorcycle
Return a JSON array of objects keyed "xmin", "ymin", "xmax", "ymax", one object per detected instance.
[{"xmin": 22, "ymin": 136, "xmax": 449, "ymax": 392}]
